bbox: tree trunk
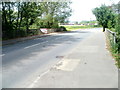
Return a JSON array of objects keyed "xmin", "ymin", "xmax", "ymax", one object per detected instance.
[
  {"xmin": 16, "ymin": 2, "xmax": 20, "ymax": 37},
  {"xmin": 8, "ymin": 3, "xmax": 12, "ymax": 25},
  {"xmin": 19, "ymin": 11, "xmax": 23, "ymax": 31},
  {"xmin": 26, "ymin": 18, "xmax": 29, "ymax": 34},
  {"xmin": 103, "ymin": 27, "xmax": 105, "ymax": 32}
]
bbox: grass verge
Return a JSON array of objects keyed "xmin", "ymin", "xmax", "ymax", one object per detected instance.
[
  {"xmin": 60, "ymin": 25, "xmax": 100, "ymax": 31},
  {"xmin": 105, "ymin": 32, "xmax": 120, "ymax": 68}
]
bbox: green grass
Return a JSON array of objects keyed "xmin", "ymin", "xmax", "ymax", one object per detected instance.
[
  {"xmin": 111, "ymin": 48, "xmax": 120, "ymax": 68},
  {"xmin": 106, "ymin": 35, "xmax": 120, "ymax": 68},
  {"xmin": 59, "ymin": 25, "xmax": 100, "ymax": 31}
]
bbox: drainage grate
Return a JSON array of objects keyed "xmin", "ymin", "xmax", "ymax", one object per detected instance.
[{"xmin": 56, "ymin": 56, "xmax": 64, "ymax": 59}]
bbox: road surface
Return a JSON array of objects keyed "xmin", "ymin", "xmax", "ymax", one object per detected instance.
[{"xmin": 2, "ymin": 28, "xmax": 118, "ymax": 88}]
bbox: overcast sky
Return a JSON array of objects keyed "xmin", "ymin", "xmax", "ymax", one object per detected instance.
[{"xmin": 69, "ymin": 0, "xmax": 119, "ymax": 22}]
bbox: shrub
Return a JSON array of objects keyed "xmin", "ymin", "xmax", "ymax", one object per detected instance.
[{"xmin": 56, "ymin": 26, "xmax": 67, "ymax": 32}]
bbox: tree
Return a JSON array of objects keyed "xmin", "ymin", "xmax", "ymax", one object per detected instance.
[
  {"xmin": 2, "ymin": 2, "xmax": 16, "ymax": 38},
  {"xmin": 21, "ymin": 2, "xmax": 39, "ymax": 33},
  {"xmin": 2, "ymin": 2, "xmax": 72, "ymax": 39},
  {"xmin": 92, "ymin": 5, "xmax": 115, "ymax": 32},
  {"xmin": 54, "ymin": 2, "xmax": 72, "ymax": 23},
  {"xmin": 115, "ymin": 1, "xmax": 120, "ymax": 54},
  {"xmin": 2, "ymin": 2, "xmax": 40, "ymax": 38},
  {"xmin": 38, "ymin": 2, "xmax": 72, "ymax": 28}
]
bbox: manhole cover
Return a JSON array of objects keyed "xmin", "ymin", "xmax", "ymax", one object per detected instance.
[{"xmin": 56, "ymin": 56, "xmax": 64, "ymax": 59}]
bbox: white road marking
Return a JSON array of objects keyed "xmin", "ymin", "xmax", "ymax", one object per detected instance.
[
  {"xmin": 24, "ymin": 41, "xmax": 49, "ymax": 49},
  {"xmin": 28, "ymin": 70, "xmax": 49, "ymax": 88},
  {"xmin": 34, "ymin": 38, "xmax": 43, "ymax": 40},
  {"xmin": 24, "ymin": 43, "xmax": 41, "ymax": 49},
  {"xmin": 24, "ymin": 37, "xmax": 63, "ymax": 49},
  {"xmin": 0, "ymin": 54, "xmax": 5, "ymax": 57},
  {"xmin": 55, "ymin": 37, "xmax": 64, "ymax": 40}
]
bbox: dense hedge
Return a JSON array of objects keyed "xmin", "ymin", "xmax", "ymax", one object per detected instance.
[{"xmin": 56, "ymin": 26, "xmax": 67, "ymax": 32}]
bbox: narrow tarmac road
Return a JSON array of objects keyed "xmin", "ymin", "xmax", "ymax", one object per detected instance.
[{"xmin": 2, "ymin": 28, "xmax": 118, "ymax": 88}]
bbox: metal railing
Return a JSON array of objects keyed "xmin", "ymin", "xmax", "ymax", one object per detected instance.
[{"xmin": 105, "ymin": 28, "xmax": 116, "ymax": 45}]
